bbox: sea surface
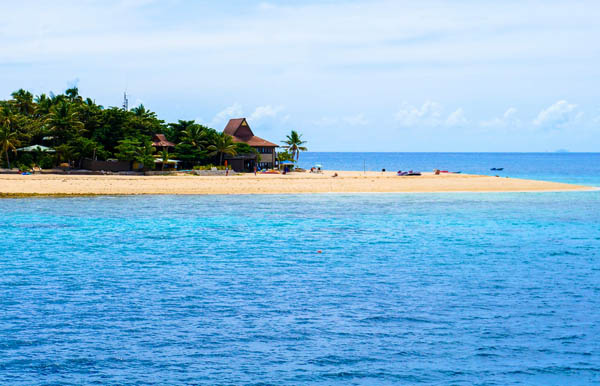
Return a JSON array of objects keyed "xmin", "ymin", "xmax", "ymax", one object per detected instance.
[
  {"xmin": 299, "ymin": 152, "xmax": 600, "ymax": 186},
  {"xmin": 1, "ymin": 153, "xmax": 600, "ymax": 385}
]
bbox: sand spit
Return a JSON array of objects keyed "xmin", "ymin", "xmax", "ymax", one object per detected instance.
[{"xmin": 0, "ymin": 171, "xmax": 594, "ymax": 197}]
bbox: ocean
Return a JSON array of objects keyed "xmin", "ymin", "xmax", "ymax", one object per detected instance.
[
  {"xmin": 1, "ymin": 153, "xmax": 599, "ymax": 385},
  {"xmin": 299, "ymin": 152, "xmax": 600, "ymax": 186}
]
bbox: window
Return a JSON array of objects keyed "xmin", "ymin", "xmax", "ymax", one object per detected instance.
[{"xmin": 257, "ymin": 147, "xmax": 272, "ymax": 154}]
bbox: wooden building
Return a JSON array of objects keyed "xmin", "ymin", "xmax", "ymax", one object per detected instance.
[
  {"xmin": 151, "ymin": 134, "xmax": 175, "ymax": 153},
  {"xmin": 223, "ymin": 118, "xmax": 278, "ymax": 171}
]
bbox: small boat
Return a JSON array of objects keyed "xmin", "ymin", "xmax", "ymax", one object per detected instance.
[
  {"xmin": 490, "ymin": 168, "xmax": 504, "ymax": 171},
  {"xmin": 406, "ymin": 172, "xmax": 422, "ymax": 176}
]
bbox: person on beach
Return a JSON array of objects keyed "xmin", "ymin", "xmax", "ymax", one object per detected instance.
[{"xmin": 254, "ymin": 165, "xmax": 257, "ymax": 176}]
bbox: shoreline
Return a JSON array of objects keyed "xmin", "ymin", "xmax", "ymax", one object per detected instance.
[{"xmin": 0, "ymin": 171, "xmax": 595, "ymax": 198}]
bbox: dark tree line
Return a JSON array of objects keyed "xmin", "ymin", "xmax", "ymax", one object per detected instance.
[{"xmin": 0, "ymin": 88, "xmax": 254, "ymax": 170}]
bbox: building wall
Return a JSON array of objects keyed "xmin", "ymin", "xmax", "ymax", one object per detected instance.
[
  {"xmin": 256, "ymin": 147, "xmax": 276, "ymax": 166},
  {"xmin": 82, "ymin": 158, "xmax": 131, "ymax": 172}
]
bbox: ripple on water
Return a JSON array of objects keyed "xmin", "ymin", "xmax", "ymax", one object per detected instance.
[{"xmin": 0, "ymin": 193, "xmax": 599, "ymax": 385}]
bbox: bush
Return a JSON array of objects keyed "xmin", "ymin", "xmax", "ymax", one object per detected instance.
[
  {"xmin": 16, "ymin": 163, "xmax": 30, "ymax": 172},
  {"xmin": 39, "ymin": 156, "xmax": 54, "ymax": 169},
  {"xmin": 18, "ymin": 153, "xmax": 34, "ymax": 168}
]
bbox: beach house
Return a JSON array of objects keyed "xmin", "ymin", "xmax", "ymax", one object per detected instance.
[
  {"xmin": 223, "ymin": 118, "xmax": 278, "ymax": 170},
  {"xmin": 151, "ymin": 134, "xmax": 175, "ymax": 152}
]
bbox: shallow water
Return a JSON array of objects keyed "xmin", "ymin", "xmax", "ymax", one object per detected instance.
[{"xmin": 1, "ymin": 192, "xmax": 599, "ymax": 384}]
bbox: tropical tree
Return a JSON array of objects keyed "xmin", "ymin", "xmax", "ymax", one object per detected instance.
[
  {"xmin": 54, "ymin": 143, "xmax": 75, "ymax": 166},
  {"xmin": 281, "ymin": 130, "xmax": 307, "ymax": 161},
  {"xmin": 70, "ymin": 137, "xmax": 105, "ymax": 168},
  {"xmin": 167, "ymin": 120, "xmax": 196, "ymax": 143},
  {"xmin": 181, "ymin": 124, "xmax": 207, "ymax": 149},
  {"xmin": 0, "ymin": 124, "xmax": 19, "ymax": 169},
  {"xmin": 159, "ymin": 149, "xmax": 170, "ymax": 171},
  {"xmin": 277, "ymin": 150, "xmax": 294, "ymax": 162},
  {"xmin": 46, "ymin": 101, "xmax": 84, "ymax": 143},
  {"xmin": 11, "ymin": 89, "xmax": 35, "ymax": 116},
  {"xmin": 136, "ymin": 141, "xmax": 156, "ymax": 171},
  {"xmin": 131, "ymin": 104, "xmax": 156, "ymax": 119},
  {"xmin": 207, "ymin": 133, "xmax": 237, "ymax": 165},
  {"xmin": 115, "ymin": 138, "xmax": 141, "ymax": 161},
  {"xmin": 65, "ymin": 87, "xmax": 82, "ymax": 102},
  {"xmin": 34, "ymin": 93, "xmax": 53, "ymax": 117}
]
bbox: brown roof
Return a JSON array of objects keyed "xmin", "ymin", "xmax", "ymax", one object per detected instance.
[
  {"xmin": 152, "ymin": 134, "xmax": 175, "ymax": 147},
  {"xmin": 223, "ymin": 118, "xmax": 247, "ymax": 136},
  {"xmin": 231, "ymin": 135, "xmax": 278, "ymax": 147},
  {"xmin": 223, "ymin": 118, "xmax": 278, "ymax": 147}
]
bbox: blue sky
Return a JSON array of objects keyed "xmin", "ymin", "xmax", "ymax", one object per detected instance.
[{"xmin": 1, "ymin": 0, "xmax": 599, "ymax": 151}]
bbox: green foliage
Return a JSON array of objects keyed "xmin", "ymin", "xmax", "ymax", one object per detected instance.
[
  {"xmin": 174, "ymin": 142, "xmax": 206, "ymax": 168},
  {"xmin": 17, "ymin": 153, "xmax": 34, "ymax": 168},
  {"xmin": 54, "ymin": 143, "xmax": 75, "ymax": 164},
  {"xmin": 136, "ymin": 141, "xmax": 156, "ymax": 171},
  {"xmin": 0, "ymin": 87, "xmax": 262, "ymax": 171},
  {"xmin": 281, "ymin": 130, "xmax": 307, "ymax": 161},
  {"xmin": 115, "ymin": 138, "xmax": 141, "ymax": 161},
  {"xmin": 46, "ymin": 100, "xmax": 85, "ymax": 142},
  {"xmin": 234, "ymin": 143, "xmax": 258, "ymax": 155},
  {"xmin": 207, "ymin": 133, "xmax": 237, "ymax": 165},
  {"xmin": 39, "ymin": 155, "xmax": 54, "ymax": 169},
  {"xmin": 277, "ymin": 150, "xmax": 294, "ymax": 162},
  {"xmin": 0, "ymin": 123, "xmax": 19, "ymax": 169}
]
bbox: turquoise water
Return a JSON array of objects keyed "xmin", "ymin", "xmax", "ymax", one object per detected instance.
[
  {"xmin": 1, "ymin": 191, "xmax": 600, "ymax": 384},
  {"xmin": 299, "ymin": 152, "xmax": 600, "ymax": 186}
]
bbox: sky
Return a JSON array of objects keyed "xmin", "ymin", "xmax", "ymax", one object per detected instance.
[{"xmin": 1, "ymin": 0, "xmax": 599, "ymax": 151}]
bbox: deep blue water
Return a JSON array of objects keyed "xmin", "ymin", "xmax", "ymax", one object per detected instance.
[
  {"xmin": 299, "ymin": 152, "xmax": 600, "ymax": 186},
  {"xmin": 1, "ymin": 153, "xmax": 600, "ymax": 385}
]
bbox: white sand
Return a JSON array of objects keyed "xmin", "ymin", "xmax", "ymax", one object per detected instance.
[{"xmin": 0, "ymin": 171, "xmax": 593, "ymax": 196}]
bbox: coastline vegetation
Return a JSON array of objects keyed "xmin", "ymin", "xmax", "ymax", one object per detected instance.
[{"xmin": 0, "ymin": 88, "xmax": 303, "ymax": 171}]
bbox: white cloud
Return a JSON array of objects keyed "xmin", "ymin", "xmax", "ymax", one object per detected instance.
[
  {"xmin": 209, "ymin": 103, "xmax": 286, "ymax": 130},
  {"xmin": 210, "ymin": 103, "xmax": 243, "ymax": 128},
  {"xmin": 481, "ymin": 107, "xmax": 520, "ymax": 128},
  {"xmin": 395, "ymin": 101, "xmax": 443, "ymax": 127},
  {"xmin": 395, "ymin": 102, "xmax": 467, "ymax": 128},
  {"xmin": 249, "ymin": 105, "xmax": 284, "ymax": 121},
  {"xmin": 446, "ymin": 108, "xmax": 468, "ymax": 127},
  {"xmin": 533, "ymin": 100, "xmax": 583, "ymax": 129}
]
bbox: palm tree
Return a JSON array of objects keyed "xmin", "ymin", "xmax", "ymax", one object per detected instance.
[
  {"xmin": 0, "ymin": 124, "xmax": 19, "ymax": 169},
  {"xmin": 281, "ymin": 130, "xmax": 307, "ymax": 161},
  {"xmin": 136, "ymin": 142, "xmax": 156, "ymax": 171},
  {"xmin": 131, "ymin": 104, "xmax": 156, "ymax": 119},
  {"xmin": 65, "ymin": 87, "xmax": 82, "ymax": 102},
  {"xmin": 11, "ymin": 89, "xmax": 35, "ymax": 116},
  {"xmin": 159, "ymin": 149, "xmax": 170, "ymax": 171},
  {"xmin": 45, "ymin": 101, "xmax": 84, "ymax": 142},
  {"xmin": 34, "ymin": 93, "xmax": 53, "ymax": 117},
  {"xmin": 181, "ymin": 125, "xmax": 206, "ymax": 148},
  {"xmin": 168, "ymin": 120, "xmax": 196, "ymax": 143},
  {"xmin": 207, "ymin": 133, "xmax": 237, "ymax": 165}
]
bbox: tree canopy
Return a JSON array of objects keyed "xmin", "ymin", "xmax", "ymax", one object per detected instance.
[{"xmin": 0, "ymin": 88, "xmax": 224, "ymax": 170}]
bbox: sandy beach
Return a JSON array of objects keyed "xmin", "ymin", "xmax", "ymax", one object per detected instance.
[{"xmin": 0, "ymin": 171, "xmax": 594, "ymax": 197}]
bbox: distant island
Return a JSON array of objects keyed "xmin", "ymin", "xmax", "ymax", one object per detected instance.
[{"xmin": 0, "ymin": 88, "xmax": 306, "ymax": 173}]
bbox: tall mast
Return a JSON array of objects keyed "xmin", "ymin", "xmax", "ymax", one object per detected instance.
[{"xmin": 122, "ymin": 91, "xmax": 129, "ymax": 111}]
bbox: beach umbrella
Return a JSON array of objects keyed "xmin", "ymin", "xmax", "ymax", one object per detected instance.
[
  {"xmin": 279, "ymin": 160, "xmax": 295, "ymax": 165},
  {"xmin": 314, "ymin": 163, "xmax": 322, "ymax": 168},
  {"xmin": 16, "ymin": 145, "xmax": 55, "ymax": 153}
]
